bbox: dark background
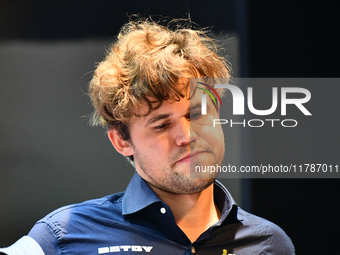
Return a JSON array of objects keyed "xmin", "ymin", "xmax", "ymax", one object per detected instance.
[
  {"xmin": 0, "ymin": 1, "xmax": 339, "ymax": 254},
  {"xmin": 246, "ymin": 2, "xmax": 340, "ymax": 255}
]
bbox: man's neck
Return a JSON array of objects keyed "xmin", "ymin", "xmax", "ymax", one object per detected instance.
[{"xmin": 149, "ymin": 183, "xmax": 220, "ymax": 243}]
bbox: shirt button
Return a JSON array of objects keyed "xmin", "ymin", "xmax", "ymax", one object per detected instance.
[
  {"xmin": 191, "ymin": 246, "xmax": 196, "ymax": 253},
  {"xmin": 160, "ymin": 207, "xmax": 166, "ymax": 214}
]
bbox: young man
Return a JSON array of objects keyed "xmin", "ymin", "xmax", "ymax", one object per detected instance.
[{"xmin": 0, "ymin": 19, "xmax": 294, "ymax": 254}]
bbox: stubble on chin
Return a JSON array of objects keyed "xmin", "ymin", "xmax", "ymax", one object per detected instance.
[
  {"xmin": 132, "ymin": 141, "xmax": 220, "ymax": 194},
  {"xmin": 147, "ymin": 173, "xmax": 216, "ymax": 195}
]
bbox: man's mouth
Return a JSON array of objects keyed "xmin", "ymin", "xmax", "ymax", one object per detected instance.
[{"xmin": 176, "ymin": 151, "xmax": 205, "ymax": 164}]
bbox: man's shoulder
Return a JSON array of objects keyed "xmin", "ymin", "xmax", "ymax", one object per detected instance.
[
  {"xmin": 43, "ymin": 192, "xmax": 124, "ymax": 222},
  {"xmin": 235, "ymin": 207, "xmax": 295, "ymax": 254},
  {"xmin": 29, "ymin": 192, "xmax": 125, "ymax": 240},
  {"xmin": 27, "ymin": 192, "xmax": 126, "ymax": 254},
  {"xmin": 237, "ymin": 207, "xmax": 289, "ymax": 235}
]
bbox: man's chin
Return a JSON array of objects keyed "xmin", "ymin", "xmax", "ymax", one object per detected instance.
[
  {"xmin": 160, "ymin": 176, "xmax": 216, "ymax": 195},
  {"xmin": 179, "ymin": 177, "xmax": 216, "ymax": 194}
]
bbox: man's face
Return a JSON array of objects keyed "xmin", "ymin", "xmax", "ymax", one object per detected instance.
[{"xmin": 128, "ymin": 87, "xmax": 225, "ymax": 194}]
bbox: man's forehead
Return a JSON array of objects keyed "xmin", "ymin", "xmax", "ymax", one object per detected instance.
[
  {"xmin": 129, "ymin": 78, "xmax": 206, "ymax": 123},
  {"xmin": 136, "ymin": 88, "xmax": 201, "ymax": 113},
  {"xmin": 132, "ymin": 96, "xmax": 189, "ymax": 118}
]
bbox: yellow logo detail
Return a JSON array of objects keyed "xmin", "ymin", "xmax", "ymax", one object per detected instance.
[{"xmin": 222, "ymin": 249, "xmax": 235, "ymax": 255}]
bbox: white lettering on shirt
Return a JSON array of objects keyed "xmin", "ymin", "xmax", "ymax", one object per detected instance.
[{"xmin": 98, "ymin": 245, "xmax": 153, "ymax": 253}]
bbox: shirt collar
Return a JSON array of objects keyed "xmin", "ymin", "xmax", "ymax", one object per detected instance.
[
  {"xmin": 214, "ymin": 179, "xmax": 239, "ymax": 223},
  {"xmin": 122, "ymin": 172, "xmax": 238, "ymax": 222},
  {"xmin": 122, "ymin": 172, "xmax": 161, "ymax": 215}
]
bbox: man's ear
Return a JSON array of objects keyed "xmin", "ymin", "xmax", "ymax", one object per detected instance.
[{"xmin": 107, "ymin": 129, "xmax": 134, "ymax": 157}]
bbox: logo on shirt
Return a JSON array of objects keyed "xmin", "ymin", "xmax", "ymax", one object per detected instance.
[
  {"xmin": 222, "ymin": 249, "xmax": 235, "ymax": 255},
  {"xmin": 98, "ymin": 245, "xmax": 153, "ymax": 253}
]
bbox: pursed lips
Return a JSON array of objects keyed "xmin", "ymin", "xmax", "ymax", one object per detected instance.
[{"xmin": 176, "ymin": 151, "xmax": 205, "ymax": 164}]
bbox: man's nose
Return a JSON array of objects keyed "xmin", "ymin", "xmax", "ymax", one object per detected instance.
[{"xmin": 174, "ymin": 118, "xmax": 196, "ymax": 146}]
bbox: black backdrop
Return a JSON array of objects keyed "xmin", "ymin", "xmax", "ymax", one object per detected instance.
[
  {"xmin": 247, "ymin": 1, "xmax": 340, "ymax": 254},
  {"xmin": 0, "ymin": 1, "xmax": 339, "ymax": 254}
]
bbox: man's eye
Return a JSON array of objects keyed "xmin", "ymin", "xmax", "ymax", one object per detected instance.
[
  {"xmin": 189, "ymin": 112, "xmax": 201, "ymax": 120},
  {"xmin": 154, "ymin": 123, "xmax": 169, "ymax": 131}
]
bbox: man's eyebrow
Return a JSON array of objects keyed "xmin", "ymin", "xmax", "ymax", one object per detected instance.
[{"xmin": 145, "ymin": 113, "xmax": 172, "ymax": 126}]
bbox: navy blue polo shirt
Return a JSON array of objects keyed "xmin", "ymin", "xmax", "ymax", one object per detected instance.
[{"xmin": 28, "ymin": 173, "xmax": 294, "ymax": 255}]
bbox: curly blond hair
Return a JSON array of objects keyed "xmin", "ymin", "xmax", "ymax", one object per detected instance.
[{"xmin": 89, "ymin": 18, "xmax": 230, "ymax": 138}]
